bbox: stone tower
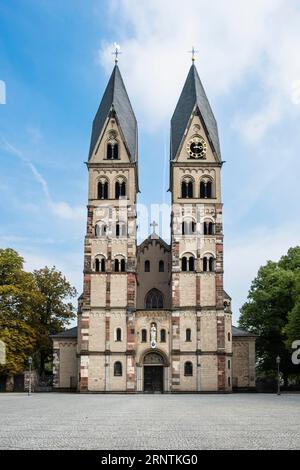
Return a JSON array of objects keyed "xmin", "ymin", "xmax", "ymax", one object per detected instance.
[
  {"xmin": 169, "ymin": 64, "xmax": 232, "ymax": 391},
  {"xmin": 78, "ymin": 65, "xmax": 138, "ymax": 392},
  {"xmin": 52, "ymin": 61, "xmax": 257, "ymax": 394}
]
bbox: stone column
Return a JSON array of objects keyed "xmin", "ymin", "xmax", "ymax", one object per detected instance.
[
  {"xmin": 164, "ymin": 366, "xmax": 170, "ymax": 392},
  {"xmin": 136, "ymin": 364, "xmax": 142, "ymax": 392}
]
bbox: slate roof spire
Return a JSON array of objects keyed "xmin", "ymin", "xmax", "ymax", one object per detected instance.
[
  {"xmin": 170, "ymin": 64, "xmax": 221, "ymax": 162},
  {"xmin": 88, "ymin": 65, "xmax": 137, "ymax": 162}
]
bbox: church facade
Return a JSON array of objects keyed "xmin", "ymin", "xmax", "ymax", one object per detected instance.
[{"xmin": 52, "ymin": 62, "xmax": 256, "ymax": 393}]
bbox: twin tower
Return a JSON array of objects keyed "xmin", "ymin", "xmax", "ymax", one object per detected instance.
[{"xmin": 77, "ymin": 62, "xmax": 233, "ymax": 393}]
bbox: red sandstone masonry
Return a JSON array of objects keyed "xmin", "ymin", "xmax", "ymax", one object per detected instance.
[{"xmin": 217, "ymin": 355, "xmax": 226, "ymax": 391}]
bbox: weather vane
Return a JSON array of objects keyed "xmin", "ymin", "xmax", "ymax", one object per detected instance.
[
  {"xmin": 112, "ymin": 42, "xmax": 122, "ymax": 64},
  {"xmin": 188, "ymin": 46, "xmax": 198, "ymax": 63}
]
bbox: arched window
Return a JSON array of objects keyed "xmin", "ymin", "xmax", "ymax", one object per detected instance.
[
  {"xmin": 95, "ymin": 223, "xmax": 107, "ymax": 238},
  {"xmin": 184, "ymin": 362, "xmax": 193, "ymax": 376},
  {"xmin": 203, "ymin": 256, "xmax": 215, "ymax": 272},
  {"xmin": 107, "ymin": 142, "xmax": 119, "ymax": 160},
  {"xmin": 141, "ymin": 329, "xmax": 147, "ymax": 343},
  {"xmin": 160, "ymin": 329, "xmax": 166, "ymax": 343},
  {"xmin": 189, "ymin": 257, "xmax": 195, "ymax": 272},
  {"xmin": 159, "ymin": 260, "xmax": 164, "ymax": 272},
  {"xmin": 145, "ymin": 289, "xmax": 163, "ymax": 309},
  {"xmin": 181, "ymin": 179, "xmax": 193, "ymax": 198},
  {"xmin": 121, "ymin": 258, "xmax": 126, "ymax": 272},
  {"xmin": 186, "ymin": 328, "xmax": 191, "ymax": 342},
  {"xmin": 204, "ymin": 221, "xmax": 214, "ymax": 235},
  {"xmin": 145, "ymin": 260, "xmax": 150, "ymax": 272},
  {"xmin": 114, "ymin": 257, "xmax": 126, "ymax": 272},
  {"xmin": 181, "ymin": 254, "xmax": 195, "ymax": 272},
  {"xmin": 116, "ymin": 328, "xmax": 122, "ymax": 342},
  {"xmin": 182, "ymin": 218, "xmax": 196, "ymax": 235},
  {"xmin": 97, "ymin": 181, "xmax": 108, "ymax": 200},
  {"xmin": 200, "ymin": 179, "xmax": 213, "ymax": 199},
  {"xmin": 95, "ymin": 256, "xmax": 105, "ymax": 272},
  {"xmin": 115, "ymin": 181, "xmax": 126, "ymax": 199},
  {"xmin": 114, "ymin": 361, "xmax": 122, "ymax": 376},
  {"xmin": 115, "ymin": 222, "xmax": 127, "ymax": 238},
  {"xmin": 228, "ymin": 332, "xmax": 231, "ymax": 342}
]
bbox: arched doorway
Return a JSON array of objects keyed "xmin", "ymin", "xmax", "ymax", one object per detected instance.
[{"xmin": 143, "ymin": 351, "xmax": 165, "ymax": 393}]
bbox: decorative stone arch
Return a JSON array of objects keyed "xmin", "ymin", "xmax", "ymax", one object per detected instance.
[
  {"xmin": 96, "ymin": 175, "xmax": 109, "ymax": 199},
  {"xmin": 200, "ymin": 175, "xmax": 215, "ymax": 199},
  {"xmin": 106, "ymin": 130, "xmax": 119, "ymax": 160},
  {"xmin": 203, "ymin": 217, "xmax": 215, "ymax": 235},
  {"xmin": 137, "ymin": 348, "xmax": 170, "ymax": 367},
  {"xmin": 202, "ymin": 251, "xmax": 216, "ymax": 272},
  {"xmin": 180, "ymin": 252, "xmax": 196, "ymax": 272},
  {"xmin": 182, "ymin": 216, "xmax": 197, "ymax": 235},
  {"xmin": 113, "ymin": 254, "xmax": 126, "ymax": 272},
  {"xmin": 94, "ymin": 220, "xmax": 108, "ymax": 238},
  {"xmin": 145, "ymin": 288, "xmax": 164, "ymax": 309},
  {"xmin": 94, "ymin": 253, "xmax": 107, "ymax": 272},
  {"xmin": 114, "ymin": 175, "xmax": 127, "ymax": 199},
  {"xmin": 181, "ymin": 175, "xmax": 194, "ymax": 199}
]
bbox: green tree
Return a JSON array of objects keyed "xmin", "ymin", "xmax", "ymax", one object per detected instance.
[
  {"xmin": 239, "ymin": 246, "xmax": 300, "ymax": 385},
  {"xmin": 32, "ymin": 267, "xmax": 77, "ymax": 373},
  {"xmin": 284, "ymin": 273, "xmax": 300, "ymax": 347},
  {"xmin": 0, "ymin": 249, "xmax": 37, "ymax": 376}
]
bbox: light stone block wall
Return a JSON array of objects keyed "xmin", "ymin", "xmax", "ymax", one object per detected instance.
[
  {"xmin": 110, "ymin": 312, "xmax": 127, "ymax": 352},
  {"xmin": 89, "ymin": 312, "xmax": 106, "ymax": 351},
  {"xmin": 109, "ymin": 355, "xmax": 127, "ymax": 391},
  {"xmin": 91, "ymin": 240, "xmax": 108, "ymax": 259},
  {"xmin": 90, "ymin": 275, "xmax": 106, "ymax": 307},
  {"xmin": 179, "ymin": 313, "xmax": 197, "ymax": 351},
  {"xmin": 225, "ymin": 314, "xmax": 232, "ymax": 354},
  {"xmin": 200, "ymin": 274, "xmax": 216, "ymax": 306},
  {"xmin": 232, "ymin": 337, "xmax": 256, "ymax": 389},
  {"xmin": 111, "ymin": 240, "xmax": 128, "ymax": 258},
  {"xmin": 178, "ymin": 355, "xmax": 197, "ymax": 391},
  {"xmin": 200, "ymin": 312, "xmax": 217, "ymax": 351},
  {"xmin": 179, "ymin": 274, "xmax": 196, "ymax": 306},
  {"xmin": 110, "ymin": 274, "xmax": 127, "ymax": 307},
  {"xmin": 135, "ymin": 312, "xmax": 171, "ymax": 363},
  {"xmin": 200, "ymin": 355, "xmax": 218, "ymax": 391},
  {"xmin": 88, "ymin": 355, "xmax": 106, "ymax": 391},
  {"xmin": 56, "ymin": 340, "xmax": 77, "ymax": 389}
]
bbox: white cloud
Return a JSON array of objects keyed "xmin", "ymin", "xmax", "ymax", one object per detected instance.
[
  {"xmin": 99, "ymin": 0, "xmax": 300, "ymax": 138},
  {"xmin": 50, "ymin": 201, "xmax": 85, "ymax": 221},
  {"xmin": 0, "ymin": 137, "xmax": 85, "ymax": 222}
]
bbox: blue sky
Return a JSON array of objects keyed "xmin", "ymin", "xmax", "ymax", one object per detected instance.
[{"xmin": 0, "ymin": 0, "xmax": 300, "ymax": 324}]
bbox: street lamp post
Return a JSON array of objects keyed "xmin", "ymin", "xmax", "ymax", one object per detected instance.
[
  {"xmin": 28, "ymin": 356, "xmax": 32, "ymax": 396},
  {"xmin": 276, "ymin": 355, "xmax": 281, "ymax": 396}
]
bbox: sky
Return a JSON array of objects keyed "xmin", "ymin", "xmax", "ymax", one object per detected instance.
[{"xmin": 0, "ymin": 0, "xmax": 300, "ymax": 324}]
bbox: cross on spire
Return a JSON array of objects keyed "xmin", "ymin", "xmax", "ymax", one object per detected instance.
[
  {"xmin": 112, "ymin": 42, "xmax": 122, "ymax": 64},
  {"xmin": 150, "ymin": 220, "xmax": 158, "ymax": 234},
  {"xmin": 188, "ymin": 46, "xmax": 198, "ymax": 63}
]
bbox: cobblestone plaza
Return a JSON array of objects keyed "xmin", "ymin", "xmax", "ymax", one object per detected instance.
[{"xmin": 0, "ymin": 393, "xmax": 300, "ymax": 450}]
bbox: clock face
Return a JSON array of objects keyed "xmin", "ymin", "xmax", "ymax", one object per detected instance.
[{"xmin": 187, "ymin": 137, "xmax": 207, "ymax": 158}]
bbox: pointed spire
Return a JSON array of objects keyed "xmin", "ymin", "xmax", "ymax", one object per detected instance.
[
  {"xmin": 170, "ymin": 64, "xmax": 221, "ymax": 162},
  {"xmin": 89, "ymin": 65, "xmax": 137, "ymax": 161}
]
